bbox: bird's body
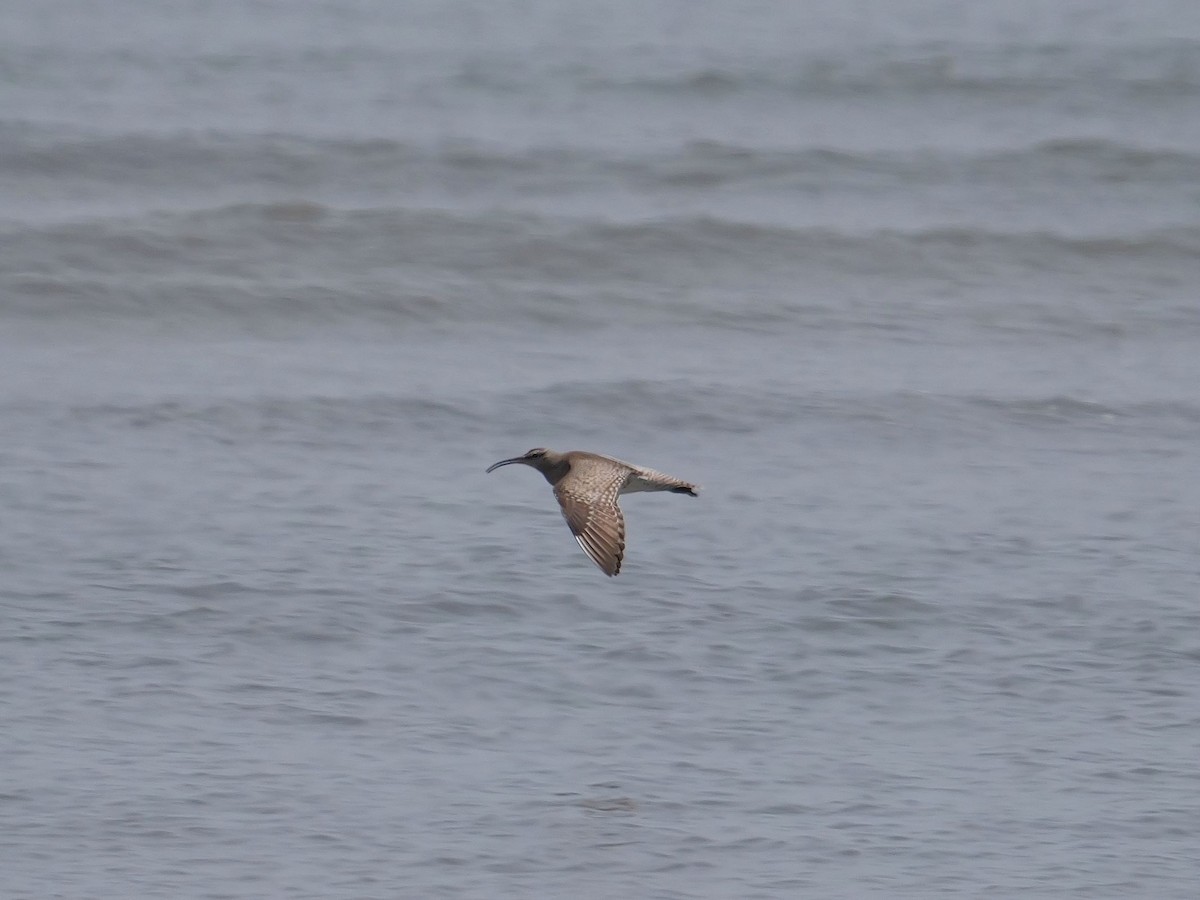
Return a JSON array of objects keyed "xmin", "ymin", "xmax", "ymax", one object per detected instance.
[{"xmin": 485, "ymin": 448, "xmax": 698, "ymax": 576}]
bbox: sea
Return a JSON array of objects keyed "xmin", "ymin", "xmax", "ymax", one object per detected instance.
[{"xmin": 2, "ymin": 1, "xmax": 1199, "ymax": 897}]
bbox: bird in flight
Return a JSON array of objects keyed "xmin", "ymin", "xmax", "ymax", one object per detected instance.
[{"xmin": 486, "ymin": 448, "xmax": 698, "ymax": 576}]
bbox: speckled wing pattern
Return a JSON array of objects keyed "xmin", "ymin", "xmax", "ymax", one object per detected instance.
[{"xmin": 553, "ymin": 467, "xmax": 628, "ymax": 577}]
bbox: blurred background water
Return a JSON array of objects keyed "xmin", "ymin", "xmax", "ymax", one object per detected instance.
[{"xmin": 2, "ymin": 1, "xmax": 1199, "ymax": 897}]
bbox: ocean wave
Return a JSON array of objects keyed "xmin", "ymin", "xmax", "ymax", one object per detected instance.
[
  {"xmin": 24, "ymin": 379, "xmax": 1200, "ymax": 451},
  {"xmin": 9, "ymin": 199, "xmax": 1196, "ymax": 265},
  {"xmin": 3, "ymin": 203, "xmax": 1198, "ymax": 332},
  {"xmin": 557, "ymin": 40, "xmax": 1200, "ymax": 98},
  {"xmin": 70, "ymin": 394, "xmax": 485, "ymax": 439},
  {"xmin": 962, "ymin": 395, "xmax": 1200, "ymax": 429},
  {"xmin": 488, "ymin": 381, "xmax": 1200, "ymax": 442},
  {"xmin": 5, "ymin": 124, "xmax": 1198, "ymax": 227},
  {"xmin": 1020, "ymin": 137, "xmax": 1200, "ymax": 169},
  {"xmin": 600, "ymin": 134, "xmax": 1200, "ymax": 192}
]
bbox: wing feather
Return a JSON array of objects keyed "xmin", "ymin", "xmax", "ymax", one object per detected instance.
[{"xmin": 554, "ymin": 478, "xmax": 626, "ymax": 576}]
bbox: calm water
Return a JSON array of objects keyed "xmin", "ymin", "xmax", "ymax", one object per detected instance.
[{"xmin": 3, "ymin": 1, "xmax": 1200, "ymax": 897}]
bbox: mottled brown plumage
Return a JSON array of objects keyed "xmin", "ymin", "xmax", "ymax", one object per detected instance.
[{"xmin": 485, "ymin": 448, "xmax": 698, "ymax": 576}]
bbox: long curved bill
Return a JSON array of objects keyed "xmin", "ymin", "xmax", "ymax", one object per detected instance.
[{"xmin": 485, "ymin": 457, "xmax": 526, "ymax": 473}]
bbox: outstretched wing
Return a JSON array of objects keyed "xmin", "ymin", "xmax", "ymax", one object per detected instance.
[{"xmin": 553, "ymin": 475, "xmax": 627, "ymax": 577}]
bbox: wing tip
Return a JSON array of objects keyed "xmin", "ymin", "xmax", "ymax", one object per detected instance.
[{"xmin": 574, "ymin": 533, "xmax": 622, "ymax": 577}]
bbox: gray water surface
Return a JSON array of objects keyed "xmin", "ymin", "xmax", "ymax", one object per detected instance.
[{"xmin": 3, "ymin": 1, "xmax": 1200, "ymax": 897}]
